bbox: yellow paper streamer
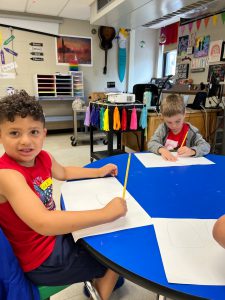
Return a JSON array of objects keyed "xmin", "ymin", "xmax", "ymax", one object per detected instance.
[
  {"xmin": 103, "ymin": 107, "xmax": 109, "ymax": 131},
  {"xmin": 212, "ymin": 15, "xmax": 218, "ymax": 26}
]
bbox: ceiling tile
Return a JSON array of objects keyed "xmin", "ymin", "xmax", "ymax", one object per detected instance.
[
  {"xmin": 26, "ymin": 0, "xmax": 68, "ymax": 16},
  {"xmin": 59, "ymin": 0, "xmax": 91, "ymax": 20},
  {"xmin": 0, "ymin": 0, "xmax": 27, "ymax": 12}
]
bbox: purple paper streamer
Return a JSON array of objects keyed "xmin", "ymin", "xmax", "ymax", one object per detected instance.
[
  {"xmin": 0, "ymin": 50, "xmax": 5, "ymax": 64},
  {"xmin": 4, "ymin": 47, "xmax": 18, "ymax": 56}
]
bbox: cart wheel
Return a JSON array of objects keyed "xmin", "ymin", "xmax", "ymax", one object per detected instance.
[
  {"xmin": 70, "ymin": 136, "xmax": 75, "ymax": 142},
  {"xmin": 103, "ymin": 139, "xmax": 108, "ymax": 145},
  {"xmin": 71, "ymin": 140, "xmax": 77, "ymax": 146}
]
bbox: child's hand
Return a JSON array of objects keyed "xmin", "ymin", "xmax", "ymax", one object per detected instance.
[
  {"xmin": 99, "ymin": 164, "xmax": 118, "ymax": 177},
  {"xmin": 159, "ymin": 147, "xmax": 177, "ymax": 161},
  {"xmin": 103, "ymin": 197, "xmax": 127, "ymax": 221},
  {"xmin": 177, "ymin": 146, "xmax": 195, "ymax": 157}
]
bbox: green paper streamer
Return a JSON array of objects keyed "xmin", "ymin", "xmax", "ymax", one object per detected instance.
[
  {"xmin": 221, "ymin": 12, "xmax": 225, "ymax": 24},
  {"xmin": 3, "ymin": 35, "xmax": 15, "ymax": 45}
]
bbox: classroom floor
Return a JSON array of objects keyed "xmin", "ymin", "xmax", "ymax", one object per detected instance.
[{"xmin": 0, "ymin": 132, "xmax": 172, "ymax": 300}]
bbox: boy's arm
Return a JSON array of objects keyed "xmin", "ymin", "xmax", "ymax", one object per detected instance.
[
  {"xmin": 0, "ymin": 170, "xmax": 126, "ymax": 236},
  {"xmin": 148, "ymin": 124, "xmax": 166, "ymax": 154},
  {"xmin": 50, "ymin": 154, "xmax": 117, "ymax": 181},
  {"xmin": 190, "ymin": 131, "xmax": 210, "ymax": 157},
  {"xmin": 213, "ymin": 215, "xmax": 225, "ymax": 249}
]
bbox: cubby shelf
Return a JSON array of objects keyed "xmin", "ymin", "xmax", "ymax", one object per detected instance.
[
  {"xmin": 34, "ymin": 72, "xmax": 84, "ymax": 130},
  {"xmin": 34, "ymin": 72, "xmax": 84, "ymax": 98}
]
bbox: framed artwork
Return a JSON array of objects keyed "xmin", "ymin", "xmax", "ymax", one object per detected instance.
[
  {"xmin": 191, "ymin": 57, "xmax": 208, "ymax": 69},
  {"xmin": 208, "ymin": 40, "xmax": 223, "ymax": 63},
  {"xmin": 194, "ymin": 35, "xmax": 210, "ymax": 58},
  {"xmin": 221, "ymin": 41, "xmax": 225, "ymax": 61},
  {"xmin": 178, "ymin": 35, "xmax": 189, "ymax": 56},
  {"xmin": 207, "ymin": 64, "xmax": 225, "ymax": 82},
  {"xmin": 191, "ymin": 67, "xmax": 205, "ymax": 73},
  {"xmin": 176, "ymin": 63, "xmax": 189, "ymax": 79},
  {"xmin": 56, "ymin": 35, "xmax": 92, "ymax": 66}
]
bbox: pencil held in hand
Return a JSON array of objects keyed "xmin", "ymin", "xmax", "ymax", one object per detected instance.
[
  {"xmin": 122, "ymin": 153, "xmax": 131, "ymax": 199},
  {"xmin": 180, "ymin": 131, "xmax": 188, "ymax": 148}
]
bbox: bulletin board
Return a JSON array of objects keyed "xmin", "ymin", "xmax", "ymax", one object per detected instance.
[{"xmin": 207, "ymin": 64, "xmax": 225, "ymax": 82}]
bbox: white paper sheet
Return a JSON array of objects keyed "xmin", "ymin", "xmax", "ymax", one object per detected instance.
[
  {"xmin": 61, "ymin": 177, "xmax": 152, "ymax": 241},
  {"xmin": 153, "ymin": 218, "xmax": 225, "ymax": 285},
  {"xmin": 135, "ymin": 153, "xmax": 214, "ymax": 168}
]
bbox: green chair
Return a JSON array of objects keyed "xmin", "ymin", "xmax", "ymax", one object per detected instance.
[
  {"xmin": 37, "ymin": 281, "xmax": 101, "ymax": 300},
  {"xmin": 38, "ymin": 284, "xmax": 71, "ymax": 300}
]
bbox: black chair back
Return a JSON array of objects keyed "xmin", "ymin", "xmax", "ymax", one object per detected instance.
[{"xmin": 132, "ymin": 84, "xmax": 159, "ymax": 105}]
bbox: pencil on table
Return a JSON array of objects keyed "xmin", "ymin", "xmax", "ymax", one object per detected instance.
[{"xmin": 122, "ymin": 153, "xmax": 131, "ymax": 199}]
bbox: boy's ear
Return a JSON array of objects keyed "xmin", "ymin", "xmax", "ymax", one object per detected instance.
[{"xmin": 43, "ymin": 128, "xmax": 47, "ymax": 137}]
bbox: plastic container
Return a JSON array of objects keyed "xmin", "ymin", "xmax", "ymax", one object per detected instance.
[{"xmin": 143, "ymin": 88, "xmax": 152, "ymax": 109}]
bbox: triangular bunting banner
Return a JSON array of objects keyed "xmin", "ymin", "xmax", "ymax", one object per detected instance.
[
  {"xmin": 196, "ymin": 19, "xmax": 201, "ymax": 30},
  {"xmin": 212, "ymin": 15, "xmax": 218, "ymax": 26},
  {"xmin": 221, "ymin": 12, "xmax": 225, "ymax": 24},
  {"xmin": 188, "ymin": 23, "xmax": 193, "ymax": 32},
  {"xmin": 181, "ymin": 25, "xmax": 185, "ymax": 35},
  {"xmin": 204, "ymin": 17, "xmax": 210, "ymax": 28}
]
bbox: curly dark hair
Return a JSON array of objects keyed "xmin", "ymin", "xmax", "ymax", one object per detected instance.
[{"xmin": 0, "ymin": 90, "xmax": 45, "ymax": 125}]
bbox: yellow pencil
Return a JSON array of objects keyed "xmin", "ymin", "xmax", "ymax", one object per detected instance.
[
  {"xmin": 122, "ymin": 153, "xmax": 131, "ymax": 199},
  {"xmin": 180, "ymin": 131, "xmax": 188, "ymax": 148}
]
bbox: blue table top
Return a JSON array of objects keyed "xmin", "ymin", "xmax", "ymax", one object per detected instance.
[{"xmin": 76, "ymin": 154, "xmax": 225, "ymax": 300}]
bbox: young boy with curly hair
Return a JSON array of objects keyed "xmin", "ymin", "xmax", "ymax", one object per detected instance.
[{"xmin": 0, "ymin": 90, "xmax": 127, "ymax": 300}]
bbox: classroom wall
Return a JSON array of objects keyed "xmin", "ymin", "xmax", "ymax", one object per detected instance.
[
  {"xmin": 0, "ymin": 18, "xmax": 159, "ymax": 99},
  {"xmin": 0, "ymin": 26, "xmax": 58, "ymax": 96},
  {"xmin": 176, "ymin": 13, "xmax": 225, "ymax": 85},
  {"xmin": 127, "ymin": 27, "xmax": 158, "ymax": 92}
]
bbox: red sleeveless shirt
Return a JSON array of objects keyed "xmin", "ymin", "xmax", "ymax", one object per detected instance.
[{"xmin": 0, "ymin": 150, "xmax": 56, "ymax": 272}]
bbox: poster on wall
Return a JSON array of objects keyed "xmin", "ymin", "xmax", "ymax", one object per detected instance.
[
  {"xmin": 56, "ymin": 35, "xmax": 92, "ymax": 66},
  {"xmin": 207, "ymin": 64, "xmax": 225, "ymax": 82},
  {"xmin": 0, "ymin": 72, "xmax": 16, "ymax": 79},
  {"xmin": 194, "ymin": 35, "xmax": 210, "ymax": 58},
  {"xmin": 0, "ymin": 31, "xmax": 18, "ymax": 78},
  {"xmin": 177, "ymin": 63, "xmax": 189, "ymax": 79},
  {"xmin": 191, "ymin": 57, "xmax": 208, "ymax": 69},
  {"xmin": 178, "ymin": 35, "xmax": 189, "ymax": 56},
  {"xmin": 208, "ymin": 40, "xmax": 223, "ymax": 63},
  {"xmin": 221, "ymin": 42, "xmax": 225, "ymax": 61},
  {"xmin": 0, "ymin": 32, "xmax": 18, "ymax": 64},
  {"xmin": 29, "ymin": 41, "xmax": 44, "ymax": 61}
]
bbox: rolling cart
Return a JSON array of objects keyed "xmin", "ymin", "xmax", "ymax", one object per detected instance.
[
  {"xmin": 89, "ymin": 101, "xmax": 146, "ymax": 162},
  {"xmin": 70, "ymin": 107, "xmax": 87, "ymax": 146}
]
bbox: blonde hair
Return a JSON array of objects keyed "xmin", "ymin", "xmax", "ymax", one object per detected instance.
[{"xmin": 160, "ymin": 94, "xmax": 185, "ymax": 117}]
